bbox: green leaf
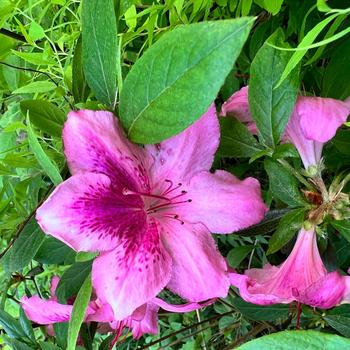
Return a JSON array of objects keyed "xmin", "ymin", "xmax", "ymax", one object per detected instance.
[
  {"xmin": 72, "ymin": 36, "xmax": 90, "ymax": 103},
  {"xmin": 28, "ymin": 21, "xmax": 46, "ymax": 41},
  {"xmin": 324, "ymin": 305, "xmax": 350, "ymax": 337},
  {"xmin": 237, "ymin": 330, "xmax": 350, "ymax": 349},
  {"xmin": 267, "ymin": 208, "xmax": 305, "ymax": 254},
  {"xmin": 39, "ymin": 341, "xmax": 62, "ymax": 350},
  {"xmin": 249, "ymin": 29, "xmax": 299, "ymax": 147},
  {"xmin": 0, "ymin": 310, "xmax": 27, "ymax": 339},
  {"xmin": 13, "ymin": 81, "xmax": 56, "ymax": 94},
  {"xmin": 35, "ymin": 237, "xmax": 76, "ymax": 265},
  {"xmin": 217, "ymin": 118, "xmax": 262, "ymax": 158},
  {"xmin": 119, "ymin": 18, "xmax": 254, "ymax": 144},
  {"xmin": 254, "ymin": 0, "xmax": 284, "ymax": 15},
  {"xmin": 75, "ymin": 251, "xmax": 98, "ymax": 262},
  {"xmin": 331, "ymin": 220, "xmax": 350, "ymax": 243},
  {"xmin": 18, "ymin": 307, "xmax": 35, "ymax": 343},
  {"xmin": 275, "ymin": 13, "xmax": 338, "ymax": 88},
  {"xmin": 11, "ymin": 51, "xmax": 55, "ymax": 65},
  {"xmin": 82, "ymin": 0, "xmax": 118, "ymax": 106},
  {"xmin": 27, "ymin": 117, "xmax": 63, "ymax": 186},
  {"xmin": 227, "ymin": 245, "xmax": 254, "ymax": 268},
  {"xmin": 323, "ymin": 37, "xmax": 350, "ymax": 100},
  {"xmin": 333, "ymin": 130, "xmax": 350, "ymax": 156},
  {"xmin": 1, "ymin": 218, "xmax": 46, "ymax": 273},
  {"xmin": 4, "ymin": 338, "xmax": 34, "ymax": 350},
  {"xmin": 21, "ymin": 100, "xmax": 66, "ymax": 138},
  {"xmin": 67, "ymin": 274, "xmax": 92, "ymax": 350},
  {"xmin": 53, "ymin": 323, "xmax": 68, "ymax": 349},
  {"xmin": 265, "ymin": 159, "xmax": 306, "ymax": 206},
  {"xmin": 232, "ymin": 298, "xmax": 289, "ymax": 321},
  {"xmin": 56, "ymin": 261, "xmax": 92, "ymax": 302}
]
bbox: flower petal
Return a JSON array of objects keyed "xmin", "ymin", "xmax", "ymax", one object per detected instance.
[
  {"xmin": 36, "ymin": 173, "xmax": 146, "ymax": 252},
  {"xmin": 153, "ymin": 297, "xmax": 214, "ymax": 312},
  {"xmin": 296, "ymin": 96, "xmax": 349, "ymax": 143},
  {"xmin": 298, "ymin": 272, "xmax": 346, "ymax": 309},
  {"xmin": 221, "ymin": 86, "xmax": 252, "ymax": 122},
  {"xmin": 131, "ymin": 302, "xmax": 160, "ymax": 339},
  {"xmin": 63, "ymin": 110, "xmax": 151, "ymax": 192},
  {"xmin": 92, "ymin": 219, "xmax": 172, "ymax": 320},
  {"xmin": 177, "ymin": 170, "xmax": 267, "ymax": 233},
  {"xmin": 145, "ymin": 104, "xmax": 219, "ymax": 185},
  {"xmin": 161, "ymin": 222, "xmax": 229, "ymax": 301},
  {"xmin": 21, "ymin": 296, "xmax": 73, "ymax": 324}
]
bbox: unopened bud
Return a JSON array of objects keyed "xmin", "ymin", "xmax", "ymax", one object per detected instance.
[{"xmin": 305, "ymin": 165, "xmax": 319, "ymax": 177}]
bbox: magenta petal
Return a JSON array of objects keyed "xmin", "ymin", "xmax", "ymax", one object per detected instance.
[
  {"xmin": 145, "ymin": 104, "xmax": 219, "ymax": 184},
  {"xmin": 130, "ymin": 302, "xmax": 159, "ymax": 339},
  {"xmin": 297, "ymin": 96, "xmax": 349, "ymax": 143},
  {"xmin": 177, "ymin": 170, "xmax": 267, "ymax": 233},
  {"xmin": 298, "ymin": 272, "xmax": 346, "ymax": 309},
  {"xmin": 92, "ymin": 219, "xmax": 172, "ymax": 320},
  {"xmin": 63, "ymin": 110, "xmax": 151, "ymax": 192},
  {"xmin": 36, "ymin": 173, "xmax": 146, "ymax": 252},
  {"xmin": 21, "ymin": 296, "xmax": 73, "ymax": 324},
  {"xmin": 221, "ymin": 86, "xmax": 252, "ymax": 122},
  {"xmin": 161, "ymin": 222, "xmax": 229, "ymax": 301}
]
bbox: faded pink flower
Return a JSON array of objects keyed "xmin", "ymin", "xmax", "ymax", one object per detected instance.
[
  {"xmin": 21, "ymin": 277, "xmax": 214, "ymax": 340},
  {"xmin": 36, "ymin": 107, "xmax": 267, "ymax": 320},
  {"xmin": 221, "ymin": 86, "xmax": 350, "ymax": 169},
  {"xmin": 229, "ymin": 228, "xmax": 347, "ymax": 309}
]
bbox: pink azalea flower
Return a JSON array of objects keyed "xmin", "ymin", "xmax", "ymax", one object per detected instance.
[
  {"xmin": 36, "ymin": 106, "xmax": 267, "ymax": 320},
  {"xmin": 229, "ymin": 228, "xmax": 347, "ymax": 309},
  {"xmin": 21, "ymin": 277, "xmax": 215, "ymax": 341},
  {"xmin": 221, "ymin": 86, "xmax": 350, "ymax": 169}
]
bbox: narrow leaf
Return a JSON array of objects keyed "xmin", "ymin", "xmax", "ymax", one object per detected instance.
[
  {"xmin": 67, "ymin": 274, "xmax": 92, "ymax": 350},
  {"xmin": 27, "ymin": 117, "xmax": 63, "ymax": 185},
  {"xmin": 13, "ymin": 81, "xmax": 56, "ymax": 94},
  {"xmin": 119, "ymin": 18, "xmax": 255, "ymax": 144},
  {"xmin": 331, "ymin": 220, "xmax": 350, "ymax": 243}
]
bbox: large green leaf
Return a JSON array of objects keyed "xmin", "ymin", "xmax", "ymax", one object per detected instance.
[
  {"xmin": 1, "ymin": 218, "xmax": 46, "ymax": 273},
  {"xmin": 119, "ymin": 18, "xmax": 254, "ymax": 144},
  {"xmin": 324, "ymin": 305, "xmax": 350, "ymax": 337},
  {"xmin": 332, "ymin": 220, "xmax": 350, "ymax": 244},
  {"xmin": 237, "ymin": 330, "xmax": 350, "ymax": 349},
  {"xmin": 67, "ymin": 274, "xmax": 92, "ymax": 350},
  {"xmin": 20, "ymin": 100, "xmax": 66, "ymax": 137},
  {"xmin": 82, "ymin": 0, "xmax": 118, "ymax": 106},
  {"xmin": 249, "ymin": 29, "xmax": 299, "ymax": 147}
]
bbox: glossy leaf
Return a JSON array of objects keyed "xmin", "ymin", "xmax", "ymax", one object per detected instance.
[
  {"xmin": 249, "ymin": 29, "xmax": 299, "ymax": 147},
  {"xmin": 13, "ymin": 81, "xmax": 56, "ymax": 94},
  {"xmin": 324, "ymin": 305, "xmax": 350, "ymax": 337},
  {"xmin": 119, "ymin": 18, "xmax": 254, "ymax": 144},
  {"xmin": 82, "ymin": 0, "xmax": 118, "ymax": 106},
  {"xmin": 267, "ymin": 208, "xmax": 305, "ymax": 254},
  {"xmin": 237, "ymin": 330, "xmax": 350, "ymax": 349},
  {"xmin": 331, "ymin": 220, "xmax": 350, "ymax": 244}
]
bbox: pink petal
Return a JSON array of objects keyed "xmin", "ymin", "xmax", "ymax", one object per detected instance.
[
  {"xmin": 221, "ymin": 86, "xmax": 252, "ymax": 122},
  {"xmin": 161, "ymin": 222, "xmax": 229, "ymax": 301},
  {"xmin": 36, "ymin": 173, "xmax": 146, "ymax": 252},
  {"xmin": 50, "ymin": 276, "xmax": 60, "ymax": 297},
  {"xmin": 153, "ymin": 297, "xmax": 214, "ymax": 312},
  {"xmin": 92, "ymin": 219, "xmax": 172, "ymax": 320},
  {"xmin": 145, "ymin": 104, "xmax": 219, "ymax": 185},
  {"xmin": 21, "ymin": 296, "xmax": 73, "ymax": 324},
  {"xmin": 298, "ymin": 271, "xmax": 346, "ymax": 309},
  {"xmin": 177, "ymin": 170, "xmax": 267, "ymax": 233},
  {"xmin": 130, "ymin": 302, "xmax": 159, "ymax": 339},
  {"xmin": 63, "ymin": 110, "xmax": 151, "ymax": 192},
  {"xmin": 297, "ymin": 96, "xmax": 349, "ymax": 143}
]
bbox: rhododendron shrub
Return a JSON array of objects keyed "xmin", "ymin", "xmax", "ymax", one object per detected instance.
[{"xmin": 2, "ymin": 1, "xmax": 350, "ymax": 350}]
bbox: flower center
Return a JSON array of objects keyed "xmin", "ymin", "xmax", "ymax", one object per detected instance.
[{"xmin": 122, "ymin": 179, "xmax": 192, "ymax": 224}]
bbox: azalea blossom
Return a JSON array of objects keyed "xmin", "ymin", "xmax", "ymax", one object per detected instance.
[
  {"xmin": 36, "ymin": 107, "xmax": 267, "ymax": 320},
  {"xmin": 229, "ymin": 227, "xmax": 347, "ymax": 309},
  {"xmin": 21, "ymin": 277, "xmax": 214, "ymax": 340},
  {"xmin": 221, "ymin": 86, "xmax": 350, "ymax": 169}
]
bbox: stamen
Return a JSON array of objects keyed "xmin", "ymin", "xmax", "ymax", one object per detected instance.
[
  {"xmin": 162, "ymin": 213, "xmax": 184, "ymax": 224},
  {"xmin": 162, "ymin": 179, "xmax": 183, "ymax": 196},
  {"xmin": 147, "ymin": 199, "xmax": 192, "ymax": 213},
  {"xmin": 123, "ymin": 188, "xmax": 169, "ymax": 202}
]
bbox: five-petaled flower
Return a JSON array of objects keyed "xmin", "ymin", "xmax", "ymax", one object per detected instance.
[
  {"xmin": 221, "ymin": 86, "xmax": 350, "ymax": 170},
  {"xmin": 229, "ymin": 227, "xmax": 348, "ymax": 309},
  {"xmin": 36, "ymin": 106, "xmax": 267, "ymax": 320}
]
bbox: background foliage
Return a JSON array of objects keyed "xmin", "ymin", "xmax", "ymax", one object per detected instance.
[{"xmin": 1, "ymin": 0, "xmax": 350, "ymax": 349}]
